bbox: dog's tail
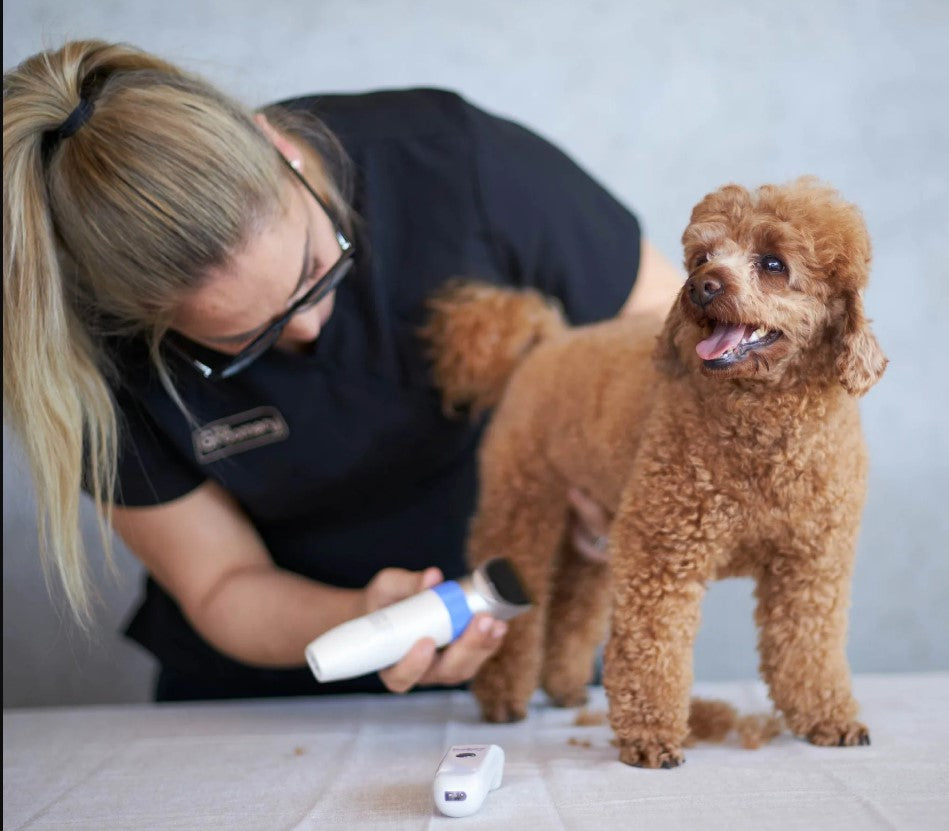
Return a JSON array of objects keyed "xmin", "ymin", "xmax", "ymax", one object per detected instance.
[{"xmin": 419, "ymin": 279, "xmax": 567, "ymax": 415}]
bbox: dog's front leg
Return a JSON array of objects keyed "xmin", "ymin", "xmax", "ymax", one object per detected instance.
[
  {"xmin": 604, "ymin": 518, "xmax": 708, "ymax": 768},
  {"xmin": 755, "ymin": 541, "xmax": 868, "ymax": 747}
]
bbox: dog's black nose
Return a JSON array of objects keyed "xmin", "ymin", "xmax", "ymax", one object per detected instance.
[{"xmin": 688, "ymin": 275, "xmax": 723, "ymax": 308}]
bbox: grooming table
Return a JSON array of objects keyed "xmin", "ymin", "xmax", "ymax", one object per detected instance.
[{"xmin": 4, "ymin": 673, "xmax": 946, "ymax": 829}]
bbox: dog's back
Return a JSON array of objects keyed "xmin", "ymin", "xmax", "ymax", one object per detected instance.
[
  {"xmin": 486, "ymin": 311, "xmax": 663, "ymax": 510},
  {"xmin": 422, "ymin": 283, "xmax": 663, "ymax": 508}
]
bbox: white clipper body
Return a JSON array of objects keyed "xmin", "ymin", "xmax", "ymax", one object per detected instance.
[
  {"xmin": 305, "ymin": 558, "xmax": 531, "ymax": 683},
  {"xmin": 433, "ymin": 744, "xmax": 505, "ymax": 818}
]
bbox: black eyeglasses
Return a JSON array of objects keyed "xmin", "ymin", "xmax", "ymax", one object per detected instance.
[{"xmin": 166, "ymin": 155, "xmax": 355, "ymax": 381}]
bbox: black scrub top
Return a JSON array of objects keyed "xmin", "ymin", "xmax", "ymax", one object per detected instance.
[{"xmin": 109, "ymin": 88, "xmax": 642, "ymax": 699}]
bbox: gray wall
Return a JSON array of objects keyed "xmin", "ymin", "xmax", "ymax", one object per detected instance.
[{"xmin": 4, "ymin": 0, "xmax": 948, "ymax": 707}]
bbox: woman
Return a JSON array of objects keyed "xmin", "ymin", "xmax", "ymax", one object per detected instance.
[{"xmin": 3, "ymin": 40, "xmax": 681, "ymax": 701}]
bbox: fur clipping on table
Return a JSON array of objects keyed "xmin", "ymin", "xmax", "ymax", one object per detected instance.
[{"xmin": 572, "ymin": 698, "xmax": 786, "ymax": 750}]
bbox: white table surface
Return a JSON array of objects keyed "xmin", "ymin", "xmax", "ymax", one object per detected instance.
[{"xmin": 4, "ymin": 673, "xmax": 948, "ymax": 830}]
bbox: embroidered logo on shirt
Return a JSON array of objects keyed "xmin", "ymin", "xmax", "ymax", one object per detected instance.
[{"xmin": 192, "ymin": 406, "xmax": 290, "ymax": 463}]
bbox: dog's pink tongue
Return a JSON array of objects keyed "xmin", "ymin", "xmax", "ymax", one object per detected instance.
[{"xmin": 696, "ymin": 322, "xmax": 749, "ymax": 361}]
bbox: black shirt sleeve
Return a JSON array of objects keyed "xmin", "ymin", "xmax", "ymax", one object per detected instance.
[
  {"xmin": 467, "ymin": 103, "xmax": 642, "ymax": 323},
  {"xmin": 112, "ymin": 386, "xmax": 206, "ymax": 507}
]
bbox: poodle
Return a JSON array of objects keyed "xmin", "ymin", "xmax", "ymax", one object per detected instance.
[{"xmin": 421, "ymin": 177, "xmax": 887, "ymax": 768}]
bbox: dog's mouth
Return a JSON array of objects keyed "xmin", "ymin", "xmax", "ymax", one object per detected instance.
[{"xmin": 696, "ymin": 321, "xmax": 782, "ymax": 368}]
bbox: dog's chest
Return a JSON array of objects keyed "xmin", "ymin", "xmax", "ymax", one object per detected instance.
[{"xmin": 678, "ymin": 389, "xmax": 865, "ymax": 523}]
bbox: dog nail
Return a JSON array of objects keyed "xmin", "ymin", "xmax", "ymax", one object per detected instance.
[
  {"xmin": 478, "ymin": 616, "xmax": 493, "ymax": 634},
  {"xmin": 492, "ymin": 621, "xmax": 508, "ymax": 639}
]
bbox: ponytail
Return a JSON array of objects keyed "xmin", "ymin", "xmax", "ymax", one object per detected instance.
[
  {"xmin": 3, "ymin": 40, "xmax": 350, "ymax": 623},
  {"xmin": 4, "ymin": 44, "xmax": 123, "ymax": 621}
]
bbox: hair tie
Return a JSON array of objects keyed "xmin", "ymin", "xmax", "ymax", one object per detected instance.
[
  {"xmin": 41, "ymin": 97, "xmax": 95, "ymax": 161},
  {"xmin": 57, "ymin": 97, "xmax": 95, "ymax": 138}
]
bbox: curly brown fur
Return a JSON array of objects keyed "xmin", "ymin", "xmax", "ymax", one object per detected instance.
[
  {"xmin": 685, "ymin": 698, "xmax": 785, "ymax": 749},
  {"xmin": 685, "ymin": 698, "xmax": 738, "ymax": 744},
  {"xmin": 736, "ymin": 713, "xmax": 786, "ymax": 749},
  {"xmin": 418, "ymin": 279, "xmax": 567, "ymax": 416},
  {"xmin": 422, "ymin": 177, "xmax": 886, "ymax": 767},
  {"xmin": 576, "ymin": 697, "xmax": 784, "ymax": 750}
]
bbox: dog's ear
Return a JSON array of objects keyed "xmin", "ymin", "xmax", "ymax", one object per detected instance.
[
  {"xmin": 653, "ymin": 295, "xmax": 688, "ymax": 377},
  {"xmin": 689, "ymin": 183, "xmax": 750, "ymax": 226},
  {"xmin": 836, "ymin": 290, "xmax": 888, "ymax": 396}
]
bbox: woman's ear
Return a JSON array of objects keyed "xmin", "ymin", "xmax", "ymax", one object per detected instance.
[
  {"xmin": 254, "ymin": 113, "xmax": 303, "ymax": 169},
  {"xmin": 836, "ymin": 290, "xmax": 888, "ymax": 396}
]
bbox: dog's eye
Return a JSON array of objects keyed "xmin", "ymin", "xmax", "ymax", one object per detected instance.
[
  {"xmin": 760, "ymin": 255, "xmax": 787, "ymax": 273},
  {"xmin": 692, "ymin": 254, "xmax": 708, "ymax": 269}
]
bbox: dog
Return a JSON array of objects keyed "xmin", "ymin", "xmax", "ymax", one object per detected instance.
[{"xmin": 421, "ymin": 177, "xmax": 887, "ymax": 767}]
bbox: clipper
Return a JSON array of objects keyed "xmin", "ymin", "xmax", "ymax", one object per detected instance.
[
  {"xmin": 305, "ymin": 558, "xmax": 532, "ymax": 683},
  {"xmin": 433, "ymin": 744, "xmax": 505, "ymax": 817}
]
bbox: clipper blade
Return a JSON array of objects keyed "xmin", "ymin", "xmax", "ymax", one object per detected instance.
[{"xmin": 483, "ymin": 558, "xmax": 531, "ymax": 606}]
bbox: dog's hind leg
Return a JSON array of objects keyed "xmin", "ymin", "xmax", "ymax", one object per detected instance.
[
  {"xmin": 541, "ymin": 541, "xmax": 611, "ymax": 708},
  {"xmin": 467, "ymin": 449, "xmax": 569, "ymax": 723}
]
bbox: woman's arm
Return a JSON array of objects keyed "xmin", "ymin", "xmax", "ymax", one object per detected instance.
[
  {"xmin": 620, "ymin": 239, "xmax": 684, "ymax": 318},
  {"xmin": 110, "ymin": 479, "xmax": 505, "ymax": 681},
  {"xmin": 111, "ymin": 479, "xmax": 364, "ymax": 666}
]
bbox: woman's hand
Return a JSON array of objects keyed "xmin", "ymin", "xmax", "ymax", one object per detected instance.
[
  {"xmin": 567, "ymin": 487, "xmax": 614, "ymax": 563},
  {"xmin": 364, "ymin": 567, "xmax": 508, "ymax": 694}
]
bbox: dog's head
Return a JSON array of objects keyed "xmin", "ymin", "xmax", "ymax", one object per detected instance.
[{"xmin": 655, "ymin": 177, "xmax": 887, "ymax": 395}]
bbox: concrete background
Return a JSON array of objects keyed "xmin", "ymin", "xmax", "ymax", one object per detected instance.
[{"xmin": 4, "ymin": 0, "xmax": 948, "ymax": 706}]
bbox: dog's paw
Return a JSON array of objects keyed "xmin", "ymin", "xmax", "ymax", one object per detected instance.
[
  {"xmin": 548, "ymin": 686, "xmax": 589, "ymax": 709},
  {"xmin": 806, "ymin": 720, "xmax": 871, "ymax": 747},
  {"xmin": 479, "ymin": 700, "xmax": 528, "ymax": 724},
  {"xmin": 616, "ymin": 738, "xmax": 685, "ymax": 769}
]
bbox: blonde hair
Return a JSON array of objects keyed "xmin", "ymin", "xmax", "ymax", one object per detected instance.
[{"xmin": 3, "ymin": 40, "xmax": 351, "ymax": 623}]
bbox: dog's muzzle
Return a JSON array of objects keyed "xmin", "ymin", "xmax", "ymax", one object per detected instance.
[{"xmin": 687, "ymin": 274, "xmax": 724, "ymax": 309}]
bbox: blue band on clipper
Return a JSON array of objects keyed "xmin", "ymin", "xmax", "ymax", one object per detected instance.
[{"xmin": 432, "ymin": 581, "xmax": 473, "ymax": 640}]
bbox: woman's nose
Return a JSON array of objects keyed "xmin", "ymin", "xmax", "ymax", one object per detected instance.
[{"xmin": 282, "ymin": 305, "xmax": 325, "ymax": 343}]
